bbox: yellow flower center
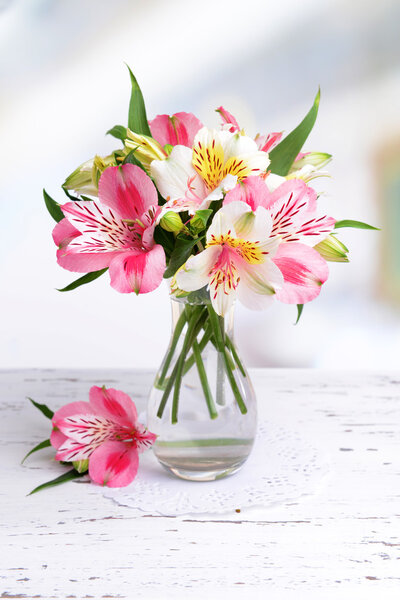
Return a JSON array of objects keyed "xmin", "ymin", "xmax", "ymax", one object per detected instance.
[
  {"xmin": 192, "ymin": 138, "xmax": 254, "ymax": 190},
  {"xmin": 207, "ymin": 232, "xmax": 265, "ymax": 265}
]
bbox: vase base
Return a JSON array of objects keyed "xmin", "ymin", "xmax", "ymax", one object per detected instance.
[{"xmin": 156, "ymin": 456, "xmax": 248, "ymax": 482}]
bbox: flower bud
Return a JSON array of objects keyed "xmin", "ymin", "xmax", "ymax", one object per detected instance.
[
  {"xmin": 314, "ymin": 234, "xmax": 349, "ymax": 262},
  {"xmin": 63, "ymin": 153, "xmax": 117, "ymax": 196},
  {"xmin": 72, "ymin": 459, "xmax": 89, "ymax": 473},
  {"xmin": 291, "ymin": 152, "xmax": 332, "ymax": 171},
  {"xmin": 160, "ymin": 211, "xmax": 184, "ymax": 233},
  {"xmin": 125, "ymin": 130, "xmax": 167, "ymax": 170}
]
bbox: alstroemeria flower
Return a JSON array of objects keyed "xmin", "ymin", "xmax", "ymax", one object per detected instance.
[
  {"xmin": 224, "ymin": 177, "xmax": 335, "ymax": 303},
  {"xmin": 150, "ymin": 127, "xmax": 270, "ymax": 215},
  {"xmin": 217, "ymin": 105, "xmax": 282, "ymax": 153},
  {"xmin": 53, "ymin": 164, "xmax": 166, "ymax": 294},
  {"xmin": 50, "ymin": 386, "xmax": 156, "ymax": 488},
  {"xmin": 149, "ymin": 112, "xmax": 203, "ymax": 148},
  {"xmin": 176, "ymin": 201, "xmax": 283, "ymax": 316}
]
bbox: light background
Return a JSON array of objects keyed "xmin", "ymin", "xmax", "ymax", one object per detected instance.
[{"xmin": 1, "ymin": 0, "xmax": 400, "ymax": 369}]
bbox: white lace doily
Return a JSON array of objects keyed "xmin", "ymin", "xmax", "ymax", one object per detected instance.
[{"xmin": 101, "ymin": 421, "xmax": 329, "ymax": 516}]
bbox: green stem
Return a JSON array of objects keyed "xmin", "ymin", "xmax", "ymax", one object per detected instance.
[
  {"xmin": 157, "ymin": 360, "xmax": 179, "ymax": 418},
  {"xmin": 157, "ymin": 308, "xmax": 187, "ymax": 387},
  {"xmin": 192, "ymin": 340, "xmax": 217, "ymax": 419},
  {"xmin": 171, "ymin": 306, "xmax": 204, "ymax": 424},
  {"xmin": 206, "ymin": 304, "xmax": 247, "ymax": 414},
  {"xmin": 183, "ymin": 323, "xmax": 212, "ymax": 376},
  {"xmin": 225, "ymin": 335, "xmax": 246, "ymax": 377}
]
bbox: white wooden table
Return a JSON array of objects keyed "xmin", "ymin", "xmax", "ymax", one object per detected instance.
[{"xmin": 1, "ymin": 369, "xmax": 399, "ymax": 599}]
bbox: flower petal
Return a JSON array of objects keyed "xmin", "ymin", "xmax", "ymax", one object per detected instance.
[
  {"xmin": 236, "ymin": 257, "xmax": 284, "ymax": 310},
  {"xmin": 108, "ymin": 245, "xmax": 165, "ymax": 294},
  {"xmin": 52, "ymin": 218, "xmax": 80, "ymax": 248},
  {"xmin": 223, "ymin": 177, "xmax": 270, "ymax": 212},
  {"xmin": 151, "ymin": 145, "xmax": 207, "ymax": 202},
  {"xmin": 98, "ymin": 164, "xmax": 158, "ymax": 220},
  {"xmin": 56, "ymin": 437, "xmax": 98, "ymax": 462},
  {"xmin": 89, "ymin": 441, "xmax": 139, "ymax": 487},
  {"xmin": 216, "ymin": 106, "xmax": 240, "ymax": 133},
  {"xmin": 89, "ymin": 386, "xmax": 138, "ymax": 427},
  {"xmin": 51, "ymin": 401, "xmax": 92, "ymax": 449},
  {"xmin": 265, "ymin": 179, "xmax": 335, "ymax": 245},
  {"xmin": 273, "ymin": 242, "xmax": 329, "ymax": 304},
  {"xmin": 176, "ymin": 245, "xmax": 221, "ymax": 292},
  {"xmin": 255, "ymin": 131, "xmax": 282, "ymax": 153},
  {"xmin": 134, "ymin": 423, "xmax": 157, "ymax": 453},
  {"xmin": 149, "ymin": 112, "xmax": 203, "ymax": 147}
]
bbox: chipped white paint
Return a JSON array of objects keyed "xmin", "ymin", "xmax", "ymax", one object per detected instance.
[{"xmin": 1, "ymin": 369, "xmax": 400, "ymax": 599}]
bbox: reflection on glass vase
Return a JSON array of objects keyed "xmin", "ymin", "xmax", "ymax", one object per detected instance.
[{"xmin": 147, "ymin": 292, "xmax": 257, "ymax": 482}]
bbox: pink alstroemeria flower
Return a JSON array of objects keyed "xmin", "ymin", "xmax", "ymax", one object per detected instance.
[
  {"xmin": 53, "ymin": 164, "xmax": 166, "ymax": 294},
  {"xmin": 50, "ymin": 386, "xmax": 156, "ymax": 488},
  {"xmin": 217, "ymin": 105, "xmax": 282, "ymax": 153},
  {"xmin": 224, "ymin": 177, "xmax": 335, "ymax": 304},
  {"xmin": 149, "ymin": 112, "xmax": 203, "ymax": 148}
]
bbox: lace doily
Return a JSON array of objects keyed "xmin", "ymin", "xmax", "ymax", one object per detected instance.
[{"xmin": 101, "ymin": 421, "xmax": 329, "ymax": 516}]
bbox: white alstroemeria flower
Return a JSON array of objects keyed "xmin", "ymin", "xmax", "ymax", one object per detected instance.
[
  {"xmin": 150, "ymin": 127, "xmax": 270, "ymax": 215},
  {"xmin": 176, "ymin": 201, "xmax": 283, "ymax": 316}
]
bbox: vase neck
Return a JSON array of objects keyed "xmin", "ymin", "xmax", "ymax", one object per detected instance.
[{"xmin": 170, "ymin": 298, "xmax": 235, "ymax": 338}]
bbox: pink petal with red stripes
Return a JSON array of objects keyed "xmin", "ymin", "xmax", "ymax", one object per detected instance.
[
  {"xmin": 98, "ymin": 164, "xmax": 158, "ymax": 220},
  {"xmin": 89, "ymin": 386, "xmax": 138, "ymax": 427},
  {"xmin": 108, "ymin": 245, "xmax": 165, "ymax": 294},
  {"xmin": 149, "ymin": 112, "xmax": 203, "ymax": 147},
  {"xmin": 273, "ymin": 242, "xmax": 329, "ymax": 304},
  {"xmin": 89, "ymin": 441, "xmax": 139, "ymax": 487},
  {"xmin": 51, "ymin": 401, "xmax": 93, "ymax": 450}
]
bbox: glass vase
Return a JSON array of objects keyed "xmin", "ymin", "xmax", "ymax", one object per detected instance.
[{"xmin": 147, "ymin": 293, "xmax": 257, "ymax": 481}]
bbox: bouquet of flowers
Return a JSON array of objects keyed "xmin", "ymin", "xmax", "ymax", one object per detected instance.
[{"xmin": 33, "ymin": 67, "xmax": 376, "ymax": 489}]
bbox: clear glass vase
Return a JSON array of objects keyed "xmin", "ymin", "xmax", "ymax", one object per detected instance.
[{"xmin": 147, "ymin": 293, "xmax": 257, "ymax": 482}]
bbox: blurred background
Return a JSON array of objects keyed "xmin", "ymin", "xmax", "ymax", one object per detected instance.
[{"xmin": 1, "ymin": 0, "xmax": 400, "ymax": 370}]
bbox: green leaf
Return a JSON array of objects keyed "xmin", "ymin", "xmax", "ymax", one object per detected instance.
[
  {"xmin": 22, "ymin": 439, "xmax": 51, "ymax": 464},
  {"xmin": 28, "ymin": 468, "xmax": 86, "ymax": 496},
  {"xmin": 163, "ymin": 235, "xmax": 199, "ymax": 279},
  {"xmin": 28, "ymin": 397, "xmax": 54, "ymax": 419},
  {"xmin": 295, "ymin": 304, "xmax": 304, "ymax": 325},
  {"xmin": 269, "ymin": 89, "xmax": 320, "ymax": 176},
  {"xmin": 126, "ymin": 65, "xmax": 152, "ymax": 136},
  {"xmin": 43, "ymin": 189, "xmax": 64, "ymax": 222},
  {"xmin": 62, "ymin": 187, "xmax": 81, "ymax": 201},
  {"xmin": 153, "ymin": 225, "xmax": 175, "ymax": 258},
  {"xmin": 57, "ymin": 269, "xmax": 108, "ymax": 292},
  {"xmin": 123, "ymin": 148, "xmax": 145, "ymax": 170},
  {"xmin": 334, "ymin": 220, "xmax": 379, "ymax": 231},
  {"xmin": 106, "ymin": 124, "xmax": 128, "ymax": 141}
]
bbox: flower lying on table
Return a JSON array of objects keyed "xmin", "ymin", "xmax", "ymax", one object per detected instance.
[{"xmin": 23, "ymin": 386, "xmax": 156, "ymax": 494}]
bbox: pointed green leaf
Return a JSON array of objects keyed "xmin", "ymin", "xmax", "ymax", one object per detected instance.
[
  {"xmin": 269, "ymin": 89, "xmax": 320, "ymax": 176},
  {"xmin": 28, "ymin": 397, "xmax": 54, "ymax": 419},
  {"xmin": 295, "ymin": 304, "xmax": 304, "ymax": 325},
  {"xmin": 106, "ymin": 124, "xmax": 128, "ymax": 141},
  {"xmin": 190, "ymin": 209, "xmax": 213, "ymax": 233},
  {"xmin": 153, "ymin": 225, "xmax": 175, "ymax": 258},
  {"xmin": 123, "ymin": 148, "xmax": 145, "ymax": 171},
  {"xmin": 22, "ymin": 439, "xmax": 51, "ymax": 464},
  {"xmin": 43, "ymin": 189, "xmax": 64, "ymax": 222},
  {"xmin": 163, "ymin": 236, "xmax": 199, "ymax": 279},
  {"xmin": 28, "ymin": 468, "xmax": 86, "ymax": 496},
  {"xmin": 57, "ymin": 269, "xmax": 108, "ymax": 292},
  {"xmin": 126, "ymin": 65, "xmax": 152, "ymax": 136},
  {"xmin": 334, "ymin": 220, "xmax": 379, "ymax": 231}
]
